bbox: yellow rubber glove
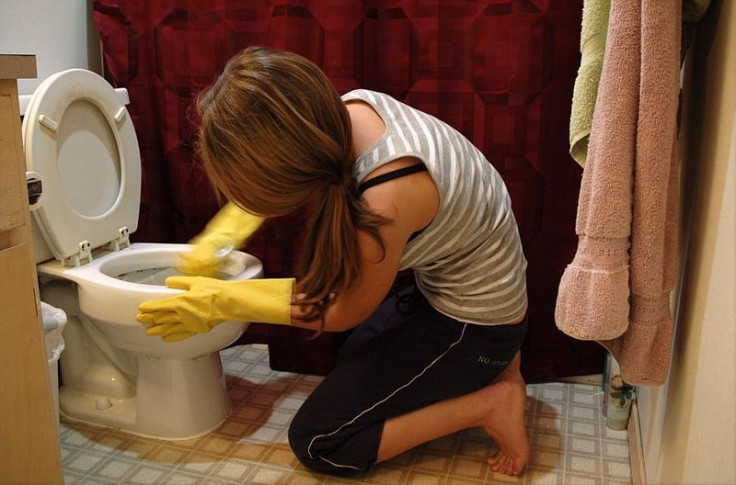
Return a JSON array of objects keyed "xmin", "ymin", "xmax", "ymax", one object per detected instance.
[
  {"xmin": 137, "ymin": 277, "xmax": 294, "ymax": 342},
  {"xmin": 178, "ymin": 202, "xmax": 265, "ymax": 277}
]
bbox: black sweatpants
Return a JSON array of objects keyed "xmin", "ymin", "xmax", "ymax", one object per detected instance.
[{"xmin": 288, "ymin": 291, "xmax": 528, "ymax": 476}]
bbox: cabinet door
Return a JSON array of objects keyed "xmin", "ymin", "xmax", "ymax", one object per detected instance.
[
  {"xmin": 0, "ymin": 244, "xmax": 63, "ymax": 484},
  {"xmin": 0, "ymin": 70, "xmax": 63, "ymax": 484}
]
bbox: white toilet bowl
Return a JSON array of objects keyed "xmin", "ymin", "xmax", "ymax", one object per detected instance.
[
  {"xmin": 38, "ymin": 243, "xmax": 262, "ymax": 439},
  {"xmin": 39, "ymin": 243, "xmax": 261, "ymax": 360},
  {"xmin": 22, "ymin": 69, "xmax": 265, "ymax": 439}
]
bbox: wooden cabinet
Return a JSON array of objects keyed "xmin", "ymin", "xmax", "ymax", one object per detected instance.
[{"xmin": 0, "ymin": 55, "xmax": 63, "ymax": 485}]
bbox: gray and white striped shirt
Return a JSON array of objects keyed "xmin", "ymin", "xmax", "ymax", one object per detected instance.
[{"xmin": 345, "ymin": 89, "xmax": 528, "ymax": 325}]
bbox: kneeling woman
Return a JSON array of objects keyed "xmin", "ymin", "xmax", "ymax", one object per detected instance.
[{"xmin": 137, "ymin": 46, "xmax": 530, "ymax": 477}]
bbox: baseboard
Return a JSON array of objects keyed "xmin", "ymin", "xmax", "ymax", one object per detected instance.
[{"xmin": 628, "ymin": 400, "xmax": 647, "ymax": 485}]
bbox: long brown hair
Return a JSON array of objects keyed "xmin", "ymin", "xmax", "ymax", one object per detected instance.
[{"xmin": 196, "ymin": 46, "xmax": 389, "ymax": 324}]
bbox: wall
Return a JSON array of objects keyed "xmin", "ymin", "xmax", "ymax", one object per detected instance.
[
  {"xmin": 637, "ymin": 1, "xmax": 736, "ymax": 484},
  {"xmin": 0, "ymin": 0, "xmax": 101, "ymax": 95}
]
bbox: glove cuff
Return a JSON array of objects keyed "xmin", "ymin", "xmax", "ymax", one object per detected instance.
[{"xmin": 230, "ymin": 278, "xmax": 294, "ymax": 325}]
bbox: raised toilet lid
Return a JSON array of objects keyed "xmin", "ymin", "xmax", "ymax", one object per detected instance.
[{"xmin": 23, "ymin": 69, "xmax": 141, "ymax": 264}]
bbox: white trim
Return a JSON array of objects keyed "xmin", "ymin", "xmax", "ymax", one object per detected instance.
[{"xmin": 629, "ymin": 400, "xmax": 647, "ymax": 485}]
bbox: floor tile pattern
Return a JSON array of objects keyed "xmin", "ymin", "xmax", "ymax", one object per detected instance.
[{"xmin": 59, "ymin": 344, "xmax": 632, "ymax": 484}]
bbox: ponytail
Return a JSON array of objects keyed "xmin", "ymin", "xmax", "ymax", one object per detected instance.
[{"xmin": 297, "ymin": 174, "xmax": 389, "ymax": 330}]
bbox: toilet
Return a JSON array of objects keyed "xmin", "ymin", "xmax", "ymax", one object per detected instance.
[{"xmin": 23, "ymin": 69, "xmax": 263, "ymax": 440}]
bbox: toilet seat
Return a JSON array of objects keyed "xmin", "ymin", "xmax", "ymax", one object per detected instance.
[{"xmin": 23, "ymin": 69, "xmax": 141, "ymax": 266}]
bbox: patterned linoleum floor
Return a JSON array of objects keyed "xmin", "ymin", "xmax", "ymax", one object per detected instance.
[{"xmin": 59, "ymin": 344, "xmax": 633, "ymax": 484}]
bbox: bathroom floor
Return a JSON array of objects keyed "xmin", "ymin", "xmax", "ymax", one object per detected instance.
[{"xmin": 59, "ymin": 344, "xmax": 633, "ymax": 484}]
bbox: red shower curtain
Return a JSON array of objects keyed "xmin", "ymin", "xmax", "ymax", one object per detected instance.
[{"xmin": 93, "ymin": 0, "xmax": 603, "ymax": 381}]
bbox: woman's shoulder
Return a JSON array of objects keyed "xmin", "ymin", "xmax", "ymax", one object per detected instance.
[
  {"xmin": 346, "ymin": 98, "xmax": 387, "ymax": 160},
  {"xmin": 342, "ymin": 88, "xmax": 387, "ymax": 102}
]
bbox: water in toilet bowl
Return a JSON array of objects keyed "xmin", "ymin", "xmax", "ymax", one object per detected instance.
[
  {"xmin": 116, "ymin": 266, "xmax": 181, "ymax": 285},
  {"xmin": 112, "ymin": 253, "xmax": 247, "ymax": 285}
]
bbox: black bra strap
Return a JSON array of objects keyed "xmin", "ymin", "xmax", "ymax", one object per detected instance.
[{"xmin": 357, "ymin": 163, "xmax": 428, "ymax": 197}]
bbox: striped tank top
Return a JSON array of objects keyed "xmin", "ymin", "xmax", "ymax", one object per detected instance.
[{"xmin": 344, "ymin": 89, "xmax": 528, "ymax": 325}]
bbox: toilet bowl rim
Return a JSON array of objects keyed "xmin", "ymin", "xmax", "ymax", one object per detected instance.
[{"xmin": 37, "ymin": 242, "xmax": 262, "ymax": 292}]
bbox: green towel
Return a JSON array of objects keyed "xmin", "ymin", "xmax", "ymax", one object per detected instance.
[{"xmin": 569, "ymin": 0, "xmax": 611, "ymax": 167}]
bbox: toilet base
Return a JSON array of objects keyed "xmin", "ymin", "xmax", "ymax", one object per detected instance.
[{"xmin": 59, "ymin": 352, "xmax": 232, "ymax": 440}]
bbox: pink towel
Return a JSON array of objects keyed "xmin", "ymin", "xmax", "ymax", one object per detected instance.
[{"xmin": 556, "ymin": 0, "xmax": 681, "ymax": 386}]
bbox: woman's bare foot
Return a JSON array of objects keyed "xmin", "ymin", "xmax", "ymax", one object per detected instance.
[
  {"xmin": 480, "ymin": 354, "xmax": 529, "ymax": 476},
  {"xmin": 376, "ymin": 352, "xmax": 530, "ymax": 474}
]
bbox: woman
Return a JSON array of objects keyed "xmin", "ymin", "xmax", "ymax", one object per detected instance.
[{"xmin": 137, "ymin": 46, "xmax": 530, "ymax": 477}]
